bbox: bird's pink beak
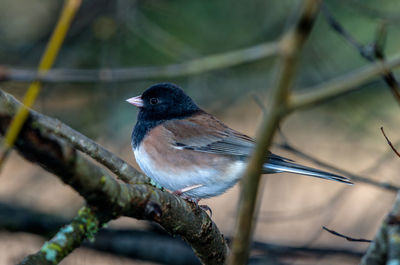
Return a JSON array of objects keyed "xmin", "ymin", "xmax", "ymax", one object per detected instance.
[{"xmin": 126, "ymin": 95, "xmax": 144, "ymax": 107}]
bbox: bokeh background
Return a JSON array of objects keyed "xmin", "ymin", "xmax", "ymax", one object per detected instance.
[{"xmin": 1, "ymin": 0, "xmax": 400, "ymax": 264}]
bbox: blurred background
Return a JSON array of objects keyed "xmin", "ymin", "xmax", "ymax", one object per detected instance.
[{"xmin": 0, "ymin": 0, "xmax": 400, "ymax": 264}]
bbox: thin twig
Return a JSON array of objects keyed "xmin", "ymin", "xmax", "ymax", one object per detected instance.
[
  {"xmin": 289, "ymin": 53, "xmax": 400, "ymax": 111},
  {"xmin": 381, "ymin": 127, "xmax": 400, "ymax": 158},
  {"xmin": 322, "ymin": 226, "xmax": 372, "ymax": 243},
  {"xmin": 374, "ymin": 24, "xmax": 400, "ymax": 104},
  {"xmin": 322, "ymin": 4, "xmax": 400, "ymax": 105},
  {"xmin": 338, "ymin": 0, "xmax": 400, "ymax": 23},
  {"xmin": 251, "ymin": 94, "xmax": 268, "ymax": 115},
  {"xmin": 0, "ymin": 0, "xmax": 81, "ymax": 169},
  {"xmin": 227, "ymin": 1, "xmax": 321, "ymax": 264},
  {"xmin": 0, "ymin": 41, "xmax": 279, "ymax": 83},
  {"xmin": 321, "ymin": 4, "xmax": 365, "ymax": 55}
]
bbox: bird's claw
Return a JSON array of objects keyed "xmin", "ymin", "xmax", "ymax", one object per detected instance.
[
  {"xmin": 172, "ymin": 185, "xmax": 212, "ymax": 217},
  {"xmin": 199, "ymin": 204, "xmax": 212, "ymax": 217}
]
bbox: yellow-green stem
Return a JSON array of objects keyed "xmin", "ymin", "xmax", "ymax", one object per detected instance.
[{"xmin": 1, "ymin": 0, "xmax": 81, "ymax": 160}]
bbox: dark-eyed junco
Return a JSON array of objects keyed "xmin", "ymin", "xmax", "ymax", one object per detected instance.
[{"xmin": 127, "ymin": 83, "xmax": 352, "ymax": 202}]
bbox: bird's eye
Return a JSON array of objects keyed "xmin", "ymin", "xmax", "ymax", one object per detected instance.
[{"xmin": 150, "ymin": 98, "xmax": 159, "ymax": 105}]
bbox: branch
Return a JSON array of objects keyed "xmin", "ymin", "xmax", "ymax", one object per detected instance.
[
  {"xmin": 34, "ymin": 114, "xmax": 145, "ymax": 184},
  {"xmin": 321, "ymin": 5, "xmax": 364, "ymax": 53},
  {"xmin": 361, "ymin": 191, "xmax": 400, "ymax": 264},
  {"xmin": 381, "ymin": 127, "xmax": 400, "ymax": 158},
  {"xmin": 0, "ymin": 41, "xmax": 278, "ymax": 83},
  {"xmin": 227, "ymin": 1, "xmax": 321, "ymax": 264},
  {"xmin": 0, "ymin": 89, "xmax": 228, "ymax": 265},
  {"xmin": 289, "ymin": 52, "xmax": 400, "ymax": 111},
  {"xmin": 322, "ymin": 4, "xmax": 400, "ymax": 105},
  {"xmin": 339, "ymin": 0, "xmax": 400, "ymax": 23},
  {"xmin": 19, "ymin": 206, "xmax": 102, "ymax": 265},
  {"xmin": 322, "ymin": 226, "xmax": 372, "ymax": 243},
  {"xmin": 0, "ymin": 201, "xmax": 201, "ymax": 265}
]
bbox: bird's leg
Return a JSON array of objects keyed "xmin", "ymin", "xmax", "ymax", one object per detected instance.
[
  {"xmin": 172, "ymin": 184, "xmax": 203, "ymax": 201},
  {"xmin": 173, "ymin": 184, "xmax": 203, "ymax": 195},
  {"xmin": 172, "ymin": 184, "xmax": 212, "ymax": 216}
]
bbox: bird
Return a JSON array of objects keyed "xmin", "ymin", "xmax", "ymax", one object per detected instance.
[{"xmin": 127, "ymin": 83, "xmax": 352, "ymax": 203}]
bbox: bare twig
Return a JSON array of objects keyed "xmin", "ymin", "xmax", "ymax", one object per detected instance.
[
  {"xmin": 322, "ymin": 4, "xmax": 400, "ymax": 105},
  {"xmin": 0, "ymin": 41, "xmax": 279, "ymax": 83},
  {"xmin": 227, "ymin": 1, "xmax": 321, "ymax": 264},
  {"xmin": 0, "ymin": 89, "xmax": 228, "ymax": 265},
  {"xmin": 251, "ymin": 94, "xmax": 268, "ymax": 115},
  {"xmin": 338, "ymin": 0, "xmax": 400, "ymax": 23},
  {"xmin": 289, "ymin": 53, "xmax": 400, "ymax": 111},
  {"xmin": 321, "ymin": 4, "xmax": 365, "ymax": 54},
  {"xmin": 322, "ymin": 226, "xmax": 372, "ymax": 243},
  {"xmin": 381, "ymin": 127, "xmax": 400, "ymax": 158}
]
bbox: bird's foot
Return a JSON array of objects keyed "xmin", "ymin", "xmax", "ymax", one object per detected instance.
[
  {"xmin": 198, "ymin": 204, "xmax": 212, "ymax": 217},
  {"xmin": 172, "ymin": 184, "xmax": 212, "ymax": 217}
]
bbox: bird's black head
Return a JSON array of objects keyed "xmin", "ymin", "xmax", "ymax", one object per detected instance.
[
  {"xmin": 128, "ymin": 83, "xmax": 201, "ymax": 148},
  {"xmin": 128, "ymin": 83, "xmax": 200, "ymax": 122}
]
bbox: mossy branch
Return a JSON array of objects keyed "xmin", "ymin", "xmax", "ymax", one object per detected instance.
[
  {"xmin": 19, "ymin": 206, "xmax": 101, "ymax": 265},
  {"xmin": 0, "ymin": 89, "xmax": 228, "ymax": 265}
]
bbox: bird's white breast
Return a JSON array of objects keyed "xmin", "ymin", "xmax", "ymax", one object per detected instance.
[{"xmin": 134, "ymin": 145, "xmax": 246, "ymax": 199}]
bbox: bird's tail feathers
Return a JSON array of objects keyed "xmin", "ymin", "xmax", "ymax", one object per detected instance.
[{"xmin": 263, "ymin": 159, "xmax": 353, "ymax": 185}]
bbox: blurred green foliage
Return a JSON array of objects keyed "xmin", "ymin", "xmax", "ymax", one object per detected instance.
[{"xmin": 0, "ymin": 0, "xmax": 399, "ymax": 139}]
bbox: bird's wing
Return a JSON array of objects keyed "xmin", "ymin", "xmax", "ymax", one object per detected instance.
[
  {"xmin": 163, "ymin": 113, "xmax": 352, "ymax": 184},
  {"xmin": 162, "ymin": 113, "xmax": 257, "ymax": 157}
]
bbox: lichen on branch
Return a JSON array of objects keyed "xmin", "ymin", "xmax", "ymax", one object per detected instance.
[{"xmin": 20, "ymin": 207, "xmax": 101, "ymax": 265}]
